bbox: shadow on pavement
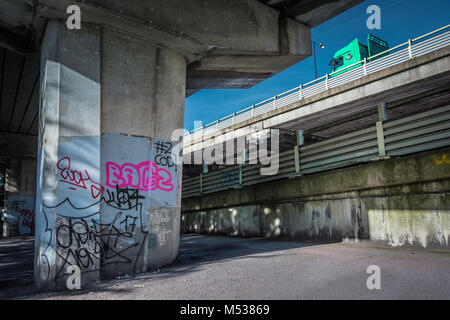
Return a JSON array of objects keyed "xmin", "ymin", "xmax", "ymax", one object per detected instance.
[{"xmin": 0, "ymin": 233, "xmax": 337, "ymax": 299}]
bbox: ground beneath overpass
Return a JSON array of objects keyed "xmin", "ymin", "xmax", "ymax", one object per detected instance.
[
  {"xmin": 0, "ymin": 235, "xmax": 449, "ymax": 299},
  {"xmin": 0, "ymin": 236, "xmax": 34, "ymax": 290}
]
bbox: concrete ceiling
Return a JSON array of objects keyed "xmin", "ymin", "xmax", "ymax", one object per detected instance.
[
  {"xmin": 0, "ymin": 0, "xmax": 365, "ymax": 54},
  {"xmin": 0, "ymin": 0, "xmax": 364, "ymax": 136},
  {"xmin": 187, "ymin": 0, "xmax": 364, "ymax": 95},
  {"xmin": 0, "ymin": 48, "xmax": 40, "ymax": 136}
]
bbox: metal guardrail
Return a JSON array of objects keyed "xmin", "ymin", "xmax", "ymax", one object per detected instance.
[
  {"xmin": 185, "ymin": 25, "xmax": 450, "ymax": 140},
  {"xmin": 299, "ymin": 126, "xmax": 378, "ymax": 174},
  {"xmin": 384, "ymin": 106, "xmax": 450, "ymax": 156},
  {"xmin": 182, "ymin": 105, "xmax": 450, "ymax": 198}
]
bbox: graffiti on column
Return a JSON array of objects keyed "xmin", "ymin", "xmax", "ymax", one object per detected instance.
[
  {"xmin": 154, "ymin": 140, "xmax": 176, "ymax": 168},
  {"xmin": 105, "ymin": 161, "xmax": 173, "ymax": 192},
  {"xmin": 42, "ymin": 187, "xmax": 148, "ymax": 279},
  {"xmin": 57, "ymin": 156, "xmax": 104, "ymax": 199},
  {"xmin": 20, "ymin": 209, "xmax": 35, "ymax": 231},
  {"xmin": 5, "ymin": 195, "xmax": 35, "ymax": 235},
  {"xmin": 37, "ymin": 134, "xmax": 180, "ymax": 283},
  {"xmin": 150, "ymin": 138, "xmax": 179, "ymax": 208},
  {"xmin": 147, "ymin": 138, "xmax": 179, "ymax": 250}
]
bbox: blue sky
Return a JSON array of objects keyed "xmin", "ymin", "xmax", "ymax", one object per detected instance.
[{"xmin": 184, "ymin": 0, "xmax": 450, "ymax": 131}]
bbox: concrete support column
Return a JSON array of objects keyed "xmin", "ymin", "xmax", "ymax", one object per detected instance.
[
  {"xmin": 34, "ymin": 20, "xmax": 185, "ymax": 288},
  {"xmin": 1, "ymin": 157, "xmax": 36, "ymax": 238}
]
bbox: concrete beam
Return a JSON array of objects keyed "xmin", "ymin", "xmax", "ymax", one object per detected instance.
[
  {"xmin": 0, "ymin": 25, "xmax": 32, "ymax": 54},
  {"xmin": 0, "ymin": 0, "xmax": 367, "ymax": 94},
  {"xmin": 37, "ymin": 0, "xmax": 311, "ymax": 59},
  {"xmin": 34, "ymin": 0, "xmax": 311, "ymax": 91},
  {"xmin": 258, "ymin": 0, "xmax": 364, "ymax": 27}
]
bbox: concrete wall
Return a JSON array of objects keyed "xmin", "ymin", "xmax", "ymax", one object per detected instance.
[
  {"xmin": 182, "ymin": 196, "xmax": 363, "ymax": 240},
  {"xmin": 181, "ymin": 148, "xmax": 450, "ymax": 249}
]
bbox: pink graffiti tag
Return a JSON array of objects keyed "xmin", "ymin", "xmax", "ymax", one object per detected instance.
[
  {"xmin": 57, "ymin": 157, "xmax": 104, "ymax": 199},
  {"xmin": 105, "ymin": 161, "xmax": 173, "ymax": 192}
]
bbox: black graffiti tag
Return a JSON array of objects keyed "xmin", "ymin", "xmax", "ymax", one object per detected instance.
[
  {"xmin": 154, "ymin": 140, "xmax": 175, "ymax": 168},
  {"xmin": 44, "ymin": 186, "xmax": 149, "ymax": 279},
  {"xmin": 55, "ymin": 211, "xmax": 140, "ymax": 274}
]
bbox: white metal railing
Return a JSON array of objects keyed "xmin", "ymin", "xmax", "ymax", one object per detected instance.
[{"xmin": 186, "ymin": 25, "xmax": 450, "ymax": 140}]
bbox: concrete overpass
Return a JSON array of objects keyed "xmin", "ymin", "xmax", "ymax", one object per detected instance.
[
  {"xmin": 183, "ymin": 27, "xmax": 450, "ymax": 159},
  {"xmin": 0, "ymin": 0, "xmax": 364, "ymax": 288},
  {"xmin": 181, "ymin": 26, "xmax": 450, "ymax": 249}
]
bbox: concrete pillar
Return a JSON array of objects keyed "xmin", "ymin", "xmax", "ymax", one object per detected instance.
[
  {"xmin": 296, "ymin": 130, "xmax": 305, "ymax": 146},
  {"xmin": 34, "ymin": 20, "xmax": 185, "ymax": 288},
  {"xmin": 377, "ymin": 102, "xmax": 388, "ymax": 121},
  {"xmin": 5, "ymin": 159, "xmax": 21, "ymax": 195},
  {"xmin": 2, "ymin": 159, "xmax": 20, "ymax": 237}
]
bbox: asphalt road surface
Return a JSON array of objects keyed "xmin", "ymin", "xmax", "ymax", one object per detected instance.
[{"xmin": 1, "ymin": 234, "xmax": 449, "ymax": 299}]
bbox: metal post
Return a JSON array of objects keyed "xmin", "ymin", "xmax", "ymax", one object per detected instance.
[
  {"xmin": 313, "ymin": 42, "xmax": 317, "ymax": 79},
  {"xmin": 408, "ymin": 39, "xmax": 413, "ymax": 59},
  {"xmin": 312, "ymin": 41, "xmax": 325, "ymax": 79},
  {"xmin": 216, "ymin": 119, "xmax": 219, "ymax": 130},
  {"xmin": 273, "ymin": 96, "xmax": 277, "ymax": 110},
  {"xmin": 232, "ymin": 112, "xmax": 236, "ymax": 125},
  {"xmin": 239, "ymin": 164, "xmax": 243, "ymax": 186},
  {"xmin": 199, "ymin": 172, "xmax": 203, "ymax": 194},
  {"xmin": 203, "ymin": 162, "xmax": 208, "ymax": 174},
  {"xmin": 243, "ymin": 148, "xmax": 249, "ymax": 163},
  {"xmin": 325, "ymin": 74, "xmax": 329, "ymax": 90},
  {"xmin": 251, "ymin": 105, "xmax": 255, "ymax": 117},
  {"xmin": 299, "ymin": 84, "xmax": 303, "ymax": 100},
  {"xmin": 363, "ymin": 58, "xmax": 367, "ymax": 75}
]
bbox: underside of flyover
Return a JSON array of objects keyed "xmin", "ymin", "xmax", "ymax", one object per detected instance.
[{"xmin": 0, "ymin": 0, "xmax": 371, "ymax": 290}]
